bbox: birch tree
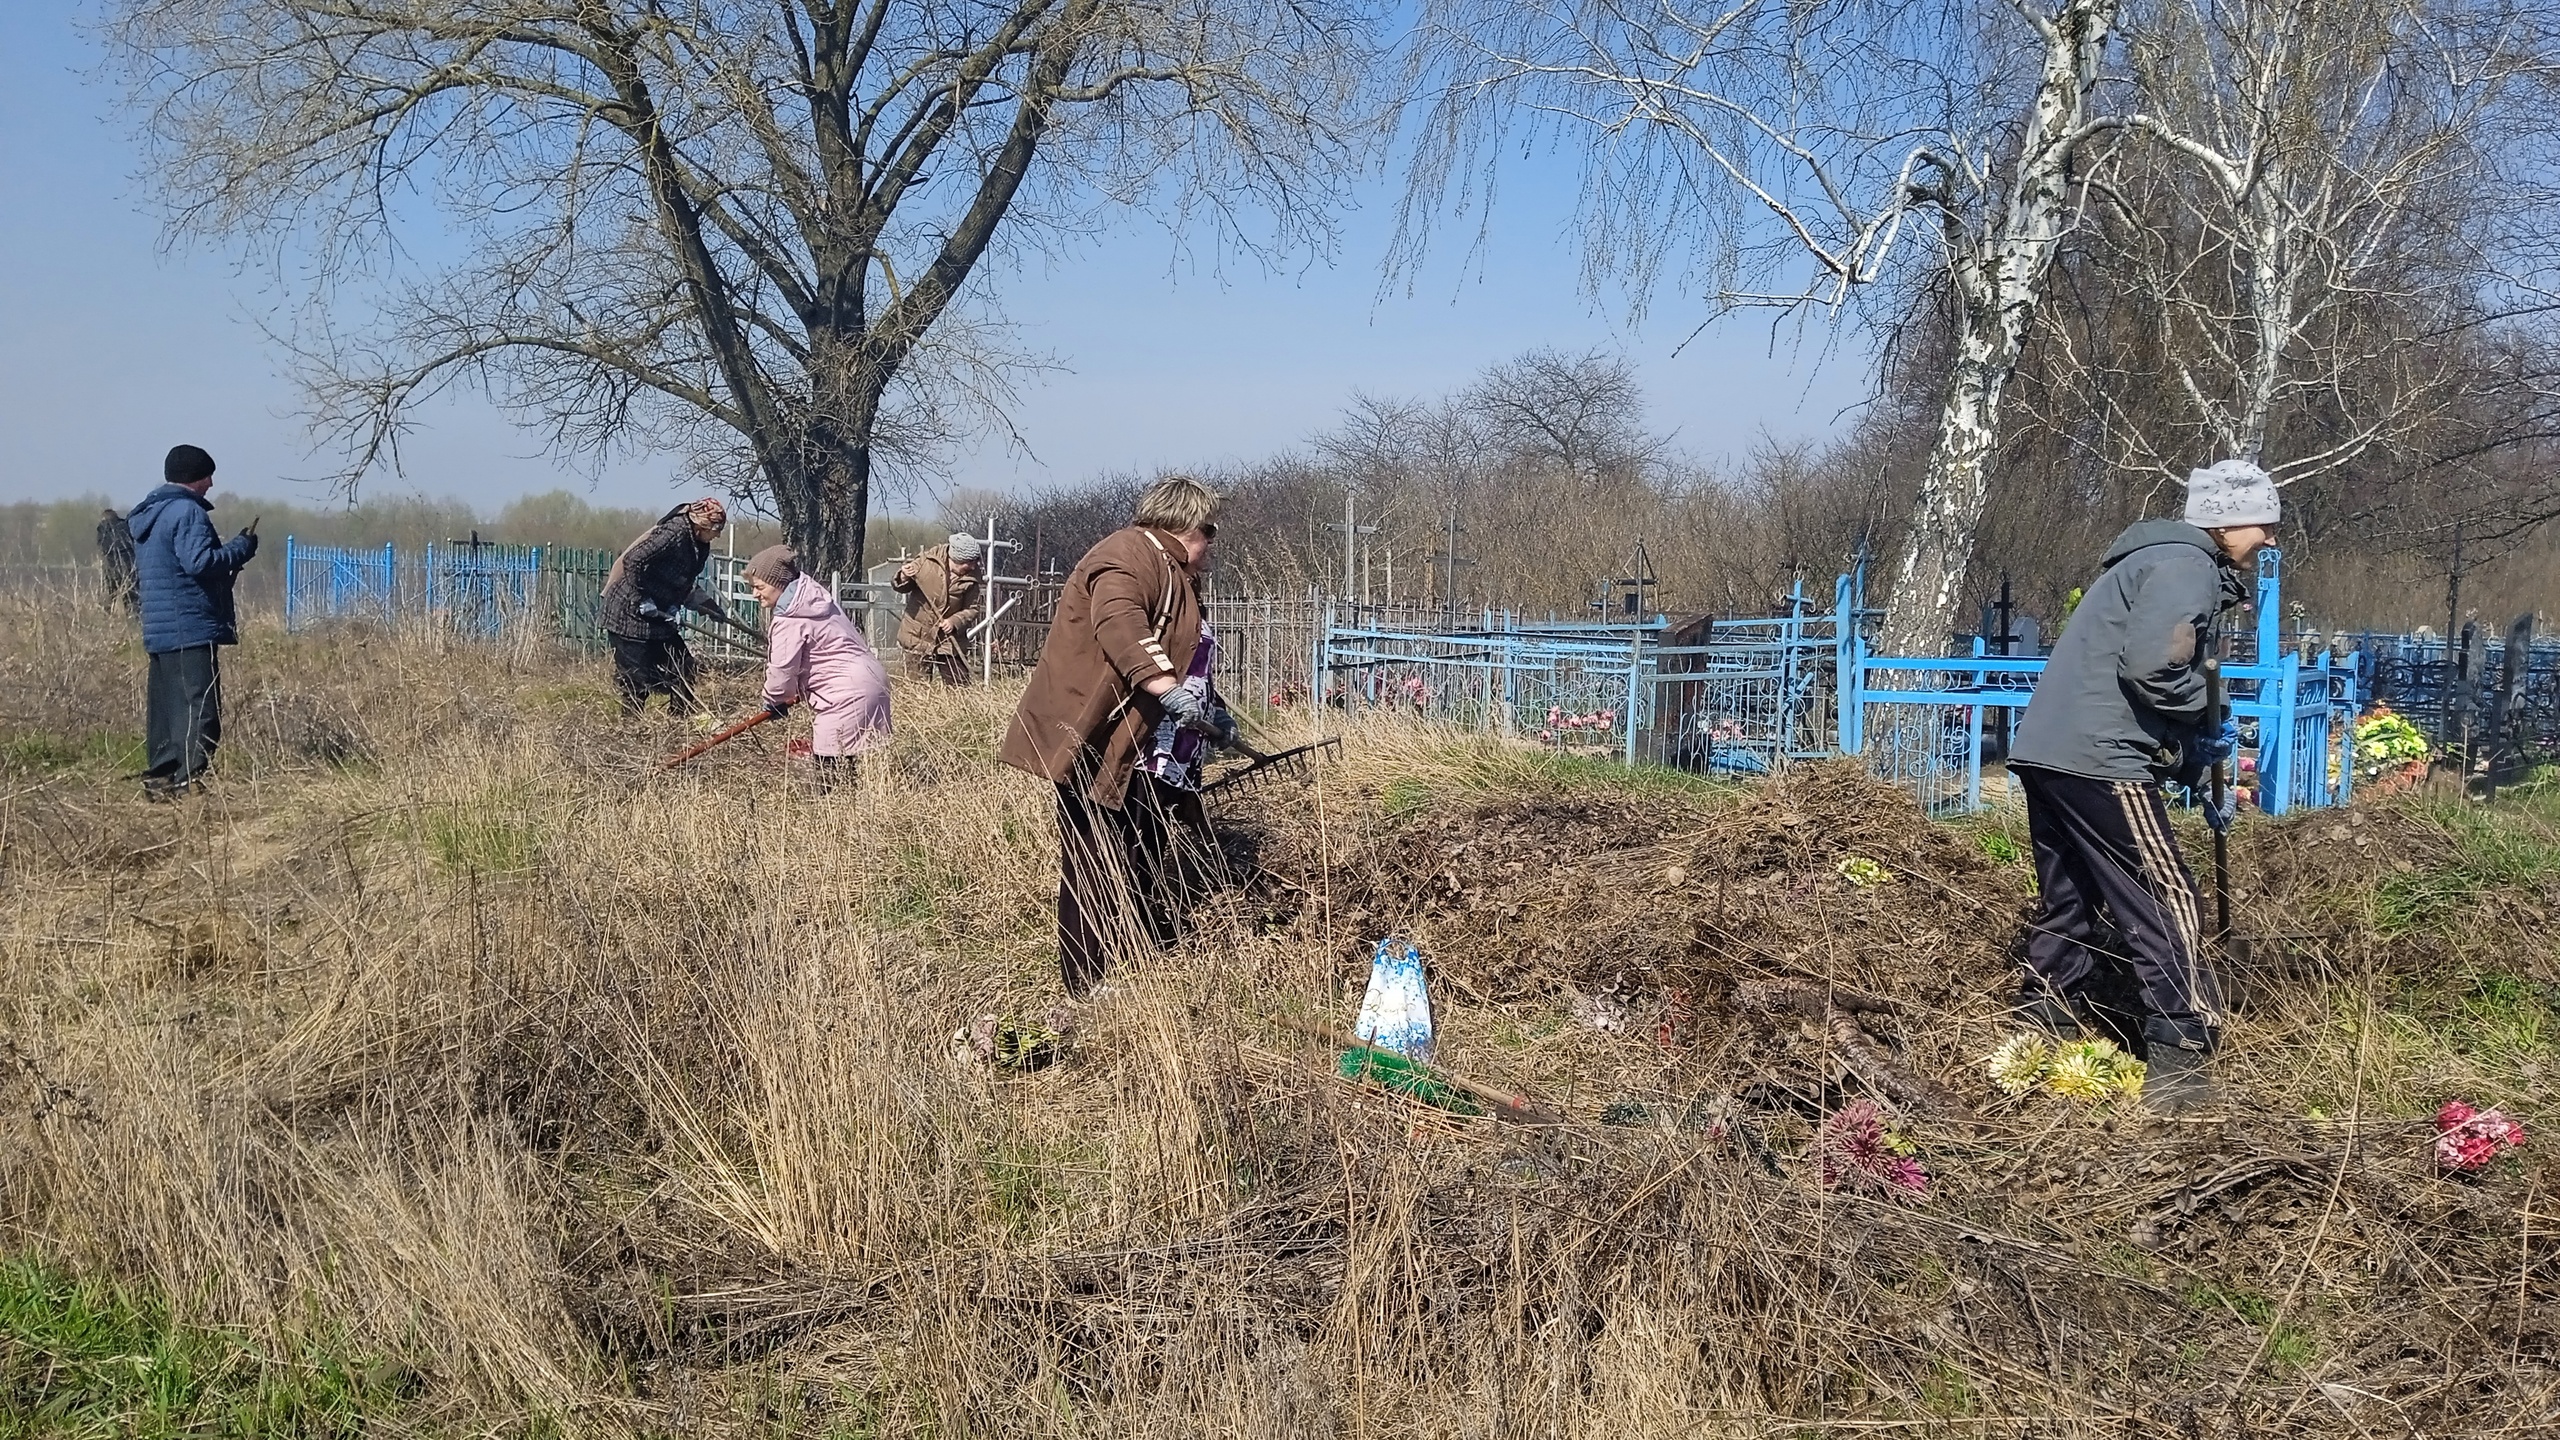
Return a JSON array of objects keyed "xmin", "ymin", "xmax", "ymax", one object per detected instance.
[
  {"xmin": 1406, "ymin": 0, "xmax": 2133, "ymax": 652},
  {"xmin": 108, "ymin": 0, "xmax": 1386, "ymax": 574},
  {"xmin": 2109, "ymin": 0, "xmax": 2544, "ymax": 480}
]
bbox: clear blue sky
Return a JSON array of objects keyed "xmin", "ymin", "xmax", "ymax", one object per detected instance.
[{"xmin": 0, "ymin": 5, "xmax": 1868, "ymax": 518}]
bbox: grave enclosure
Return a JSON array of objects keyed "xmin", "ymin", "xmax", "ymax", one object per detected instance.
[{"xmin": 282, "ymin": 535, "xmax": 2537, "ymax": 815}]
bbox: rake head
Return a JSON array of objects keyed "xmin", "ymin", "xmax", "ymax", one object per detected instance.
[{"xmin": 1201, "ymin": 737, "xmax": 1341, "ymax": 798}]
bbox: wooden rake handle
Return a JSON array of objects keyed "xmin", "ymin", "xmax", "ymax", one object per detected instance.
[{"xmin": 660, "ymin": 706, "xmax": 781, "ymax": 771}]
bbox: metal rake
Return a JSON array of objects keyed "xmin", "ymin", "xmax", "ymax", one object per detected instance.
[{"xmin": 1201, "ymin": 737, "xmax": 1341, "ymax": 797}]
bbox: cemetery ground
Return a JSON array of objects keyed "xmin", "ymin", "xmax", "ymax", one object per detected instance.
[{"xmin": 1, "ymin": 595, "xmax": 2555, "ymax": 1437}]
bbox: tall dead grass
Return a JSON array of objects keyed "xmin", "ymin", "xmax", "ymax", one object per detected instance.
[{"xmin": 2, "ymin": 595, "xmax": 2555, "ymax": 1436}]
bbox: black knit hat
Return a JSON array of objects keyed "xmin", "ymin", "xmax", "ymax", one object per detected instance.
[{"xmin": 164, "ymin": 444, "xmax": 216, "ymax": 484}]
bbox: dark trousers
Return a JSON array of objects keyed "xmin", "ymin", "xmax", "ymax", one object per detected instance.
[
  {"xmin": 144, "ymin": 645, "xmax": 222, "ymax": 791},
  {"xmin": 904, "ymin": 649, "xmax": 970, "ymax": 685},
  {"xmin": 1056, "ymin": 768, "xmax": 1215, "ymax": 997},
  {"xmin": 611, "ymin": 632, "xmax": 699, "ymax": 714},
  {"xmin": 2016, "ymin": 765, "xmax": 2222, "ymax": 1045}
]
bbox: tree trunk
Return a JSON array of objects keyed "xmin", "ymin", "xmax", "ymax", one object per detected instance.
[
  {"xmin": 1875, "ymin": 0, "xmax": 2122, "ymax": 656},
  {"xmin": 1881, "ymin": 319, "xmax": 2010, "ymax": 656},
  {"xmin": 768, "ymin": 344, "xmax": 883, "ymax": 579}
]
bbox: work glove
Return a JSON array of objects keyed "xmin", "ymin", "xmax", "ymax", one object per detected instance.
[
  {"xmin": 2201, "ymin": 789, "xmax": 2238, "ymax": 835},
  {"xmin": 1157, "ymin": 686, "xmax": 1213, "ymax": 735},
  {"xmin": 762, "ymin": 700, "xmax": 791, "ymax": 721},
  {"xmin": 2199, "ymin": 718, "xmax": 2240, "ymax": 768},
  {"xmin": 635, "ymin": 598, "xmax": 670, "ymax": 623}
]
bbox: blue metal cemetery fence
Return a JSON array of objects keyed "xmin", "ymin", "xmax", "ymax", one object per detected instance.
[
  {"xmin": 284, "ymin": 536, "xmax": 544, "ymax": 637},
  {"xmin": 1838, "ymin": 549, "xmax": 2358, "ymax": 816},
  {"xmin": 1318, "ymin": 606, "xmax": 1662, "ymax": 761},
  {"xmin": 281, "ymin": 539, "xmax": 400, "ymax": 628},
  {"xmin": 2352, "ymin": 626, "xmax": 2560, "ymax": 756},
  {"xmin": 1642, "ymin": 577, "xmax": 1845, "ymax": 776},
  {"xmin": 1318, "ymin": 547, "xmax": 2366, "ymax": 816},
  {"xmin": 284, "ymin": 536, "xmax": 899, "ymax": 662}
]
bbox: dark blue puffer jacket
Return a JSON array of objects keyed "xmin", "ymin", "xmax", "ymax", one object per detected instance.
[{"xmin": 128, "ymin": 484, "xmax": 259, "ymax": 654}]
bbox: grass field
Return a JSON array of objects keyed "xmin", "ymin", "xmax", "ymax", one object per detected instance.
[{"xmin": 2, "ymin": 599, "xmax": 2554, "ymax": 1436}]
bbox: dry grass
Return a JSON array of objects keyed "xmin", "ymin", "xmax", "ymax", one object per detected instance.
[{"xmin": 2, "ymin": 595, "xmax": 2557, "ymax": 1437}]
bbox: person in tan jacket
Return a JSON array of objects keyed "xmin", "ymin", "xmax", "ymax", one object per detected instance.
[
  {"xmin": 1000, "ymin": 476, "xmax": 1238, "ymax": 996},
  {"xmin": 892, "ymin": 534, "xmax": 985, "ymax": 682}
]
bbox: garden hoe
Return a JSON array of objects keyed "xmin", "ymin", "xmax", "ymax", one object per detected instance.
[{"xmin": 660, "ymin": 705, "xmax": 782, "ymax": 772}]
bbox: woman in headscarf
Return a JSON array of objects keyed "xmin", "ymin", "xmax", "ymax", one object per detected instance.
[
  {"xmin": 600, "ymin": 497, "xmax": 730, "ymax": 714},
  {"xmin": 744, "ymin": 545, "xmax": 892, "ymax": 788}
]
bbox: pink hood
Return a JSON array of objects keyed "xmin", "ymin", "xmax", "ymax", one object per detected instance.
[{"xmin": 764, "ymin": 575, "xmax": 892, "ymax": 753}]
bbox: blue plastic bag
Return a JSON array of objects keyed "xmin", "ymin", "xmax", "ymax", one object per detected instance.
[{"xmin": 1354, "ymin": 937, "xmax": 1435, "ymax": 1063}]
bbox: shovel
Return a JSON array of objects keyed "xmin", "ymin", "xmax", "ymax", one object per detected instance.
[{"xmin": 2203, "ymin": 658, "xmax": 2257, "ymax": 999}]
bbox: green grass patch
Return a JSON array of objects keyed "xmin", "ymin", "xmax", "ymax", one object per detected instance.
[
  {"xmin": 0, "ymin": 1254, "xmax": 410, "ymax": 1438},
  {"xmin": 2372, "ymin": 801, "xmax": 2560, "ymax": 937},
  {"xmin": 2378, "ymin": 970, "xmax": 2560, "ymax": 1080},
  {"xmin": 422, "ymin": 800, "xmax": 543, "ymax": 874},
  {"xmin": 874, "ymin": 841, "xmax": 968, "ymax": 927},
  {"xmin": 977, "ymin": 1140, "xmax": 1094, "ymax": 1239},
  {"xmin": 2183, "ymin": 1280, "xmax": 2319, "ymax": 1376},
  {"xmin": 521, "ymin": 680, "xmax": 620, "ymax": 716},
  {"xmin": 0, "ymin": 730, "xmax": 144, "ymax": 775}
]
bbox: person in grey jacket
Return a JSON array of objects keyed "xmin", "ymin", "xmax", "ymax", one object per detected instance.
[
  {"xmin": 128, "ymin": 445, "xmax": 260, "ymax": 798},
  {"xmin": 2006, "ymin": 459, "xmax": 2279, "ymax": 1113}
]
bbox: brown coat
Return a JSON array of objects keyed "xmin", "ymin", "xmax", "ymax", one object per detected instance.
[
  {"xmin": 891, "ymin": 545, "xmax": 984, "ymax": 659},
  {"xmin": 1000, "ymin": 526, "xmax": 1202, "ymax": 808}
]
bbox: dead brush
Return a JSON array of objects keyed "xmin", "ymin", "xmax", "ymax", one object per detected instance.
[{"xmin": 0, "ymin": 592, "xmax": 2555, "ymax": 1435}]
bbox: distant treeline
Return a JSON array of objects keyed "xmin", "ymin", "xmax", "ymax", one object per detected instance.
[
  {"xmin": 947, "ymin": 348, "xmax": 2560, "ymax": 639},
  {"xmin": 1, "ymin": 490, "xmax": 949, "ymax": 613}
]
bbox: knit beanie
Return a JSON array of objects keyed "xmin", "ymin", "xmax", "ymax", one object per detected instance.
[
  {"xmin": 2183, "ymin": 459, "xmax": 2281, "ymax": 528},
  {"xmin": 165, "ymin": 444, "xmax": 216, "ymax": 484},
  {"xmin": 745, "ymin": 545, "xmax": 800, "ymax": 587},
  {"xmin": 946, "ymin": 533, "xmax": 983, "ymax": 562}
]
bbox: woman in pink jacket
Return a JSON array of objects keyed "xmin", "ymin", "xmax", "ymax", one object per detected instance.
[{"xmin": 744, "ymin": 546, "xmax": 892, "ymax": 786}]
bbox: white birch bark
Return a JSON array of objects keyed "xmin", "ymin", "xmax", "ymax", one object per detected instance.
[
  {"xmin": 1408, "ymin": 0, "xmax": 2134, "ymax": 655},
  {"xmin": 1877, "ymin": 0, "xmax": 2123, "ymax": 655}
]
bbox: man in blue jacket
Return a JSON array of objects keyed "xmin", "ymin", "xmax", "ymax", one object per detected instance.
[
  {"xmin": 128, "ymin": 445, "xmax": 259, "ymax": 798},
  {"xmin": 2007, "ymin": 459, "xmax": 2280, "ymax": 1113}
]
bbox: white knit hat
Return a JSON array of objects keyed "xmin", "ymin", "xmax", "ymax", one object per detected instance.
[
  {"xmin": 946, "ymin": 533, "xmax": 983, "ymax": 561},
  {"xmin": 2183, "ymin": 459, "xmax": 2281, "ymax": 528}
]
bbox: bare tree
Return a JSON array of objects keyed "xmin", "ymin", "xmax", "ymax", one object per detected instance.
[
  {"xmin": 1405, "ymin": 0, "xmax": 2138, "ymax": 651},
  {"xmin": 1462, "ymin": 347, "xmax": 1663, "ymax": 482},
  {"xmin": 2105, "ymin": 0, "xmax": 2549, "ymax": 481},
  {"xmin": 108, "ymin": 0, "xmax": 1386, "ymax": 574}
]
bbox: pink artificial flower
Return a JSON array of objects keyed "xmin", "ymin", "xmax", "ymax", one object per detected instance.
[
  {"xmin": 1538, "ymin": 729, "xmax": 1555, "ymax": 743},
  {"xmin": 2433, "ymin": 1100, "xmax": 2526, "ymax": 1173}
]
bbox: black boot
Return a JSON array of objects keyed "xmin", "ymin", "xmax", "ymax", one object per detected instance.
[
  {"xmin": 2012, "ymin": 986, "xmax": 2087, "ymax": 1040},
  {"xmin": 2142, "ymin": 1022, "xmax": 2225, "ymax": 1115}
]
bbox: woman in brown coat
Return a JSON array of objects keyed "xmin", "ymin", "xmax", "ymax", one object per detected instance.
[
  {"xmin": 891, "ymin": 534, "xmax": 984, "ymax": 682},
  {"xmin": 1000, "ymin": 476, "xmax": 1237, "ymax": 996}
]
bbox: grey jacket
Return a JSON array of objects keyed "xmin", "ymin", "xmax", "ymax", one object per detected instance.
[{"xmin": 2010, "ymin": 521, "xmax": 2249, "ymax": 783}]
